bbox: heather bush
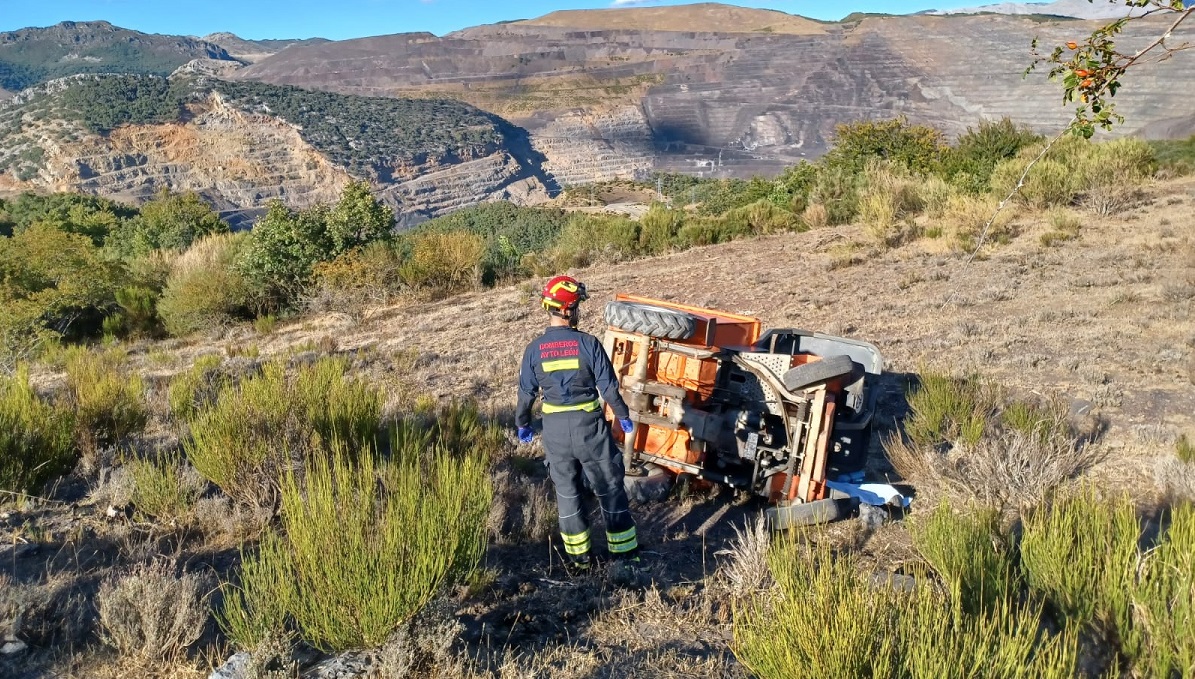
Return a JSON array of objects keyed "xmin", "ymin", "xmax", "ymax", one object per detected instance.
[
  {"xmin": 97, "ymin": 561, "xmax": 210, "ymax": 664},
  {"xmin": 184, "ymin": 357, "xmax": 383, "ymax": 508},
  {"xmin": 220, "ymin": 441, "xmax": 491, "ymax": 652},
  {"xmin": 0, "ymin": 368, "xmax": 76, "ymax": 494}
]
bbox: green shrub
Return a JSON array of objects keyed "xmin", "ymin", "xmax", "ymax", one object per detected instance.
[
  {"xmin": 403, "ymin": 202, "xmax": 572, "ymax": 283},
  {"xmin": 911, "ymin": 501, "xmax": 1018, "ymax": 614},
  {"xmin": 0, "ymin": 222, "xmax": 126, "ymax": 364},
  {"xmin": 733, "ymin": 538, "xmax": 1078, "ymax": 679},
  {"xmin": 991, "ymin": 157, "xmax": 1076, "ymax": 209},
  {"xmin": 1133, "ymin": 502, "xmax": 1195, "ymax": 677},
  {"xmin": 859, "ymin": 162, "xmax": 924, "ymax": 244},
  {"xmin": 219, "ymin": 532, "xmax": 296, "ymax": 649},
  {"xmin": 128, "ymin": 451, "xmax": 203, "ymax": 522},
  {"xmin": 65, "ymin": 349, "xmax": 147, "ymax": 452},
  {"xmin": 325, "ymin": 181, "xmax": 395, "ymax": 256},
  {"xmin": 941, "ymin": 118, "xmax": 1043, "ymax": 194},
  {"xmin": 158, "ymin": 233, "xmax": 252, "ymax": 336},
  {"xmin": 220, "ymin": 443, "xmax": 491, "ymax": 651},
  {"xmin": 725, "ymin": 200, "xmax": 803, "ymax": 236},
  {"xmin": 823, "ymin": 117, "xmax": 946, "ymax": 175},
  {"xmin": 940, "ymin": 192, "xmax": 1014, "ymax": 251},
  {"xmin": 167, "ymin": 354, "xmax": 225, "ymax": 422},
  {"xmin": 104, "ymin": 188, "xmax": 228, "ymax": 259},
  {"xmin": 638, "ymin": 203, "xmax": 685, "ymax": 255},
  {"xmin": 236, "ymin": 202, "xmax": 333, "ymax": 311},
  {"xmin": 398, "ymin": 231, "xmax": 484, "ymax": 294},
  {"xmin": 537, "ymin": 213, "xmax": 640, "ymax": 272},
  {"xmin": 184, "ymin": 358, "xmax": 383, "ymax": 508},
  {"xmin": 1020, "ymin": 487, "xmax": 1142, "ymax": 660},
  {"xmin": 1150, "ymin": 134, "xmax": 1195, "ymax": 176},
  {"xmin": 0, "ymin": 369, "xmax": 76, "ymax": 494},
  {"xmin": 809, "ymin": 164, "xmax": 863, "ymax": 225},
  {"xmin": 902, "ymin": 372, "xmax": 994, "ymax": 449}
]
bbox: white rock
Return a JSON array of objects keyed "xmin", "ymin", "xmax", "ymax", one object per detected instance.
[{"xmin": 1, "ymin": 640, "xmax": 28, "ymax": 655}]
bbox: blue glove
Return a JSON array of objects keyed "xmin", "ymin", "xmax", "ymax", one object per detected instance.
[
  {"xmin": 619, "ymin": 418, "xmax": 635, "ymax": 434},
  {"xmin": 517, "ymin": 426, "xmax": 534, "ymax": 444}
]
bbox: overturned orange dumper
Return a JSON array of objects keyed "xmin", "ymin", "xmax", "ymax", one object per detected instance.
[{"xmin": 602, "ymin": 295, "xmax": 883, "ymax": 528}]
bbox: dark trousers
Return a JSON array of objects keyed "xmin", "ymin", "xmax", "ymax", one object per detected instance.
[{"xmin": 542, "ymin": 409, "xmax": 638, "ymax": 558}]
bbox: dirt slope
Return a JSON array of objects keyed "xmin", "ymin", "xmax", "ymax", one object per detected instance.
[
  {"xmin": 518, "ymin": 3, "xmax": 828, "ymax": 34},
  {"xmin": 207, "ymin": 177, "xmax": 1195, "ymax": 457},
  {"xmin": 110, "ymin": 176, "xmax": 1188, "ymax": 676}
]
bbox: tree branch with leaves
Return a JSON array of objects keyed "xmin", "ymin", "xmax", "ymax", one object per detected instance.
[{"xmin": 1029, "ymin": 0, "xmax": 1194, "ymax": 138}]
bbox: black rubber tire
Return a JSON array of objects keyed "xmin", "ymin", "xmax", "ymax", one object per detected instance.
[
  {"xmin": 604, "ymin": 301, "xmax": 698, "ymax": 341},
  {"xmin": 782, "ymin": 354, "xmax": 856, "ymax": 391},
  {"xmin": 765, "ymin": 498, "xmax": 848, "ymax": 530}
]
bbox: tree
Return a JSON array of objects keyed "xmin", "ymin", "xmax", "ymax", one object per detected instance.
[
  {"xmin": 106, "ymin": 188, "xmax": 228, "ymax": 258},
  {"xmin": 326, "ymin": 181, "xmax": 394, "ymax": 256},
  {"xmin": 0, "ymin": 223, "xmax": 125, "ymax": 365},
  {"xmin": 1031, "ymin": 0, "xmax": 1194, "ymax": 137},
  {"xmin": 237, "ymin": 202, "xmax": 332, "ymax": 311}
]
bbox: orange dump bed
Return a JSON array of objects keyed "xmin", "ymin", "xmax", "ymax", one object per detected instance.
[{"xmin": 614, "ymin": 294, "xmax": 761, "ymax": 350}]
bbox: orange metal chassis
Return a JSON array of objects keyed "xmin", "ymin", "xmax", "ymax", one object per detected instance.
[{"xmin": 604, "ymin": 295, "xmax": 841, "ymax": 505}]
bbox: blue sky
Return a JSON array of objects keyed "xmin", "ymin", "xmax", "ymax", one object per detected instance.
[{"xmin": 0, "ymin": 0, "xmax": 991, "ymax": 40}]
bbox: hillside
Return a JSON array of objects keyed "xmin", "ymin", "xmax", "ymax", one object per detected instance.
[
  {"xmin": 0, "ymin": 74, "xmax": 551, "ymax": 225},
  {"xmin": 200, "ymin": 32, "xmax": 329, "ymax": 63},
  {"xmin": 237, "ymin": 7, "xmax": 1195, "ymax": 183},
  {"xmin": 0, "ymin": 21, "xmax": 235, "ymax": 91},
  {"xmin": 518, "ymin": 3, "xmax": 828, "ymax": 34},
  {"xmin": 3, "ymin": 174, "xmax": 1191, "ymax": 679},
  {"xmin": 933, "ymin": 0, "xmax": 1193, "ymax": 19}
]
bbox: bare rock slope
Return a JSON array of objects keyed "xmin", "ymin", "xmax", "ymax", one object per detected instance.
[{"xmin": 237, "ymin": 6, "xmax": 1195, "ymax": 181}]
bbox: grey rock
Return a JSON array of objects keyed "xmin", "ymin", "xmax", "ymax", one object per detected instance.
[
  {"xmin": 624, "ymin": 464, "xmax": 673, "ymax": 504},
  {"xmin": 858, "ymin": 503, "xmax": 887, "ymax": 530},
  {"xmin": 2, "ymin": 639, "xmax": 28, "ymax": 655},
  {"xmin": 208, "ymin": 651, "xmax": 250, "ymax": 679},
  {"xmin": 303, "ymin": 650, "xmax": 375, "ymax": 679}
]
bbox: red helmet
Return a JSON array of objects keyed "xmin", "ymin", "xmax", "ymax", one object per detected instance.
[{"xmin": 541, "ymin": 275, "xmax": 588, "ymax": 315}]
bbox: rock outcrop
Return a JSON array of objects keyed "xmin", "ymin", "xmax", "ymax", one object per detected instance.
[{"xmin": 0, "ymin": 81, "xmax": 551, "ymax": 226}]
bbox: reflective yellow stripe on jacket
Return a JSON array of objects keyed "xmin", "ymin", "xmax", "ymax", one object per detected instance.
[
  {"xmin": 542, "ymin": 399, "xmax": 600, "ymax": 415},
  {"xmin": 542, "ymin": 358, "xmax": 580, "ymax": 372}
]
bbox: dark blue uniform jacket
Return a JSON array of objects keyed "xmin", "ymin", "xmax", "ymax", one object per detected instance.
[{"xmin": 516, "ymin": 326, "xmax": 630, "ymax": 429}]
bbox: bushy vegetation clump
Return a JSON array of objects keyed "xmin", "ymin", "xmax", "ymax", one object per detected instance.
[
  {"xmin": 220, "ymin": 414, "xmax": 493, "ymax": 652},
  {"xmin": 736, "ymin": 490, "xmax": 1195, "ymax": 679},
  {"xmin": 0, "ymin": 368, "xmax": 76, "ymax": 494},
  {"xmin": 64, "ymin": 348, "xmax": 147, "ymax": 454},
  {"xmin": 184, "ymin": 357, "xmax": 383, "ymax": 508}
]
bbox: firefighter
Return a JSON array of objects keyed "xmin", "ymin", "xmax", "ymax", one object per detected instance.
[{"xmin": 515, "ymin": 275, "xmax": 640, "ymax": 571}]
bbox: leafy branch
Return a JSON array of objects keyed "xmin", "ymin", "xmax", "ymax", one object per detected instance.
[{"xmin": 1028, "ymin": 0, "xmax": 1194, "ymax": 138}]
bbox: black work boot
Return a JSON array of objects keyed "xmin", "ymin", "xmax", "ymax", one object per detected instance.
[{"xmin": 565, "ymin": 552, "xmax": 592, "ymax": 575}]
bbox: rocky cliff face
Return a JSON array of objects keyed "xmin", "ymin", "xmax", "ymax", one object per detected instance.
[
  {"xmin": 0, "ymin": 78, "xmax": 551, "ymax": 226},
  {"xmin": 237, "ymin": 8, "xmax": 1195, "ymax": 181}
]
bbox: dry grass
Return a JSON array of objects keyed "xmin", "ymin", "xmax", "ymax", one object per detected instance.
[
  {"xmin": 887, "ymin": 372, "xmax": 1104, "ymax": 511},
  {"xmin": 715, "ymin": 515, "xmax": 772, "ymax": 600},
  {"xmin": 97, "ymin": 561, "xmax": 211, "ymax": 666}
]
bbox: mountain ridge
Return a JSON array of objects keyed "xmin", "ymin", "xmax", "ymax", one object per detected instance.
[{"xmin": 0, "ymin": 20, "xmax": 237, "ymax": 91}]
